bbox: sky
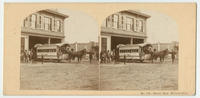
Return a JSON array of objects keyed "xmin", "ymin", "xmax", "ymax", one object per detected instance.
[
  {"xmin": 140, "ymin": 10, "xmax": 179, "ymax": 43},
  {"xmin": 57, "ymin": 9, "xmax": 178, "ymax": 44},
  {"xmin": 57, "ymin": 9, "xmax": 99, "ymax": 43}
]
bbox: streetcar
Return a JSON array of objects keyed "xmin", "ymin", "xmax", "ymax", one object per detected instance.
[
  {"xmin": 118, "ymin": 43, "xmax": 152, "ymax": 62},
  {"xmin": 36, "ymin": 43, "xmax": 70, "ymax": 60}
]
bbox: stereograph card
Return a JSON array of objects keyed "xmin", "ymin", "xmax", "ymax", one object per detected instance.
[{"xmin": 3, "ymin": 3, "xmax": 196, "ymax": 95}]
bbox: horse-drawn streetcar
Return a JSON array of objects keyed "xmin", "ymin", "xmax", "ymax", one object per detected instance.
[
  {"xmin": 35, "ymin": 43, "xmax": 95, "ymax": 63},
  {"xmin": 36, "ymin": 43, "xmax": 70, "ymax": 61},
  {"xmin": 118, "ymin": 43, "xmax": 152, "ymax": 62}
]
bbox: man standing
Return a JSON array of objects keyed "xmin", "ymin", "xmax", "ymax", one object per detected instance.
[
  {"xmin": 124, "ymin": 54, "xmax": 126, "ymax": 64},
  {"xmin": 171, "ymin": 49, "xmax": 176, "ymax": 63},
  {"xmin": 89, "ymin": 52, "xmax": 93, "ymax": 64},
  {"xmin": 24, "ymin": 50, "xmax": 28, "ymax": 63}
]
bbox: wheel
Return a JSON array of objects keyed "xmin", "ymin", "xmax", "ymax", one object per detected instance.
[{"xmin": 140, "ymin": 59, "xmax": 144, "ymax": 62}]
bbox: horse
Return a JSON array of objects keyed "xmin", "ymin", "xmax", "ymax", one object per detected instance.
[
  {"xmin": 150, "ymin": 49, "xmax": 169, "ymax": 63},
  {"xmin": 66, "ymin": 49, "xmax": 87, "ymax": 62}
]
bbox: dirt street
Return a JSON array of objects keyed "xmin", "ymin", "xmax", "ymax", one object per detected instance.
[
  {"xmin": 100, "ymin": 60, "xmax": 178, "ymax": 90},
  {"xmin": 20, "ymin": 61, "xmax": 99, "ymax": 90},
  {"xmin": 20, "ymin": 59, "xmax": 178, "ymax": 90}
]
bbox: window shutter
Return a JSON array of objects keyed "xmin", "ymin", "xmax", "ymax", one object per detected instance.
[
  {"xmin": 51, "ymin": 18, "xmax": 55, "ymax": 31},
  {"xmin": 142, "ymin": 20, "xmax": 145, "ymax": 32},
  {"xmin": 134, "ymin": 19, "xmax": 137, "ymax": 32},
  {"xmin": 60, "ymin": 21, "xmax": 63, "ymax": 32},
  {"xmin": 102, "ymin": 19, "xmax": 106, "ymax": 27},
  {"xmin": 132, "ymin": 18, "xmax": 134, "ymax": 31},
  {"xmin": 107, "ymin": 16, "xmax": 112, "ymax": 28},
  {"xmin": 118, "ymin": 15, "xmax": 122, "ymax": 29},
  {"xmin": 122, "ymin": 16, "xmax": 126, "ymax": 30},
  {"xmin": 41, "ymin": 16, "xmax": 44, "ymax": 29},
  {"xmin": 36, "ymin": 14, "xmax": 40, "ymax": 29}
]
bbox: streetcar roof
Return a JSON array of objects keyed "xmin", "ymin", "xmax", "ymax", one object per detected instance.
[
  {"xmin": 118, "ymin": 43, "xmax": 152, "ymax": 48},
  {"xmin": 55, "ymin": 43, "xmax": 70, "ymax": 47},
  {"xmin": 37, "ymin": 44, "xmax": 58, "ymax": 49},
  {"xmin": 37, "ymin": 43, "xmax": 70, "ymax": 49}
]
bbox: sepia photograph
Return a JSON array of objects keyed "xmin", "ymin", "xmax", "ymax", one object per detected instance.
[
  {"xmin": 20, "ymin": 9, "xmax": 99, "ymax": 90},
  {"xmin": 3, "ymin": 3, "xmax": 196, "ymax": 95},
  {"xmin": 100, "ymin": 10, "xmax": 179, "ymax": 90}
]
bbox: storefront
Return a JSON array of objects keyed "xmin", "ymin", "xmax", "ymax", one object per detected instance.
[
  {"xmin": 21, "ymin": 34, "xmax": 63, "ymax": 52},
  {"xmin": 20, "ymin": 9, "xmax": 67, "ymax": 52},
  {"xmin": 100, "ymin": 10, "xmax": 150, "ymax": 52}
]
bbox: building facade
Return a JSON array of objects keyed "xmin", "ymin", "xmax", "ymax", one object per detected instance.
[
  {"xmin": 152, "ymin": 41, "xmax": 179, "ymax": 51},
  {"xmin": 21, "ymin": 9, "xmax": 68, "ymax": 52},
  {"xmin": 70, "ymin": 41, "xmax": 98, "ymax": 52},
  {"xmin": 101, "ymin": 10, "xmax": 150, "ymax": 51}
]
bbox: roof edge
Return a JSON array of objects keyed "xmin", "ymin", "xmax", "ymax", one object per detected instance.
[
  {"xmin": 44, "ymin": 9, "xmax": 69, "ymax": 18},
  {"xmin": 123, "ymin": 10, "xmax": 151, "ymax": 18}
]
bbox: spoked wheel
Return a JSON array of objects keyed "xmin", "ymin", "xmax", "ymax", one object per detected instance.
[{"xmin": 140, "ymin": 59, "xmax": 144, "ymax": 63}]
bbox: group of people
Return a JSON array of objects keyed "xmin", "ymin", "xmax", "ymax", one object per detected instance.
[
  {"xmin": 100, "ymin": 47, "xmax": 177, "ymax": 64},
  {"xmin": 21, "ymin": 49, "xmax": 36, "ymax": 63},
  {"xmin": 100, "ymin": 49, "xmax": 119, "ymax": 64}
]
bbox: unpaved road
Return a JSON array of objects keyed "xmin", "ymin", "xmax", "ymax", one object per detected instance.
[
  {"xmin": 20, "ymin": 61, "xmax": 99, "ymax": 90},
  {"xmin": 100, "ymin": 59, "xmax": 178, "ymax": 90},
  {"xmin": 20, "ymin": 59, "xmax": 178, "ymax": 90}
]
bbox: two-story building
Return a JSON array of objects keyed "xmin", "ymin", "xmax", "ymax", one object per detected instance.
[
  {"xmin": 70, "ymin": 41, "xmax": 98, "ymax": 51},
  {"xmin": 21, "ymin": 9, "xmax": 68, "ymax": 52},
  {"xmin": 101, "ymin": 10, "xmax": 150, "ymax": 51}
]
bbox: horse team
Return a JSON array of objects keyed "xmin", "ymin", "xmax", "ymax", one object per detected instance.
[
  {"xmin": 100, "ymin": 46, "xmax": 177, "ymax": 64},
  {"xmin": 21, "ymin": 43, "xmax": 177, "ymax": 64}
]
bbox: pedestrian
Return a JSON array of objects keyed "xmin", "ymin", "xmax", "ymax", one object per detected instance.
[
  {"xmin": 29, "ymin": 49, "xmax": 34, "ymax": 63},
  {"xmin": 24, "ymin": 50, "xmax": 28, "ymax": 63},
  {"xmin": 21, "ymin": 50, "xmax": 24, "ymax": 63},
  {"xmin": 110, "ymin": 50, "xmax": 114, "ymax": 62},
  {"xmin": 89, "ymin": 52, "xmax": 93, "ymax": 64},
  {"xmin": 124, "ymin": 54, "xmax": 126, "ymax": 64},
  {"xmin": 27, "ymin": 50, "xmax": 32, "ymax": 63},
  {"xmin": 171, "ymin": 49, "xmax": 176, "ymax": 63},
  {"xmin": 115, "ymin": 48, "xmax": 119, "ymax": 63},
  {"xmin": 102, "ymin": 51, "xmax": 106, "ymax": 63},
  {"xmin": 106, "ymin": 50, "xmax": 110, "ymax": 63},
  {"xmin": 112, "ymin": 49, "xmax": 116, "ymax": 63},
  {"xmin": 57, "ymin": 49, "xmax": 62, "ymax": 63},
  {"xmin": 41, "ymin": 54, "xmax": 44, "ymax": 64}
]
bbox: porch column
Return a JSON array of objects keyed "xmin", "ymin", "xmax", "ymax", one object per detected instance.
[
  {"xmin": 107, "ymin": 36, "xmax": 111, "ymax": 51},
  {"xmin": 130, "ymin": 38, "xmax": 133, "ymax": 44},
  {"xmin": 48, "ymin": 38, "xmax": 51, "ymax": 44},
  {"xmin": 158, "ymin": 42, "xmax": 160, "ymax": 51},
  {"xmin": 143, "ymin": 38, "xmax": 146, "ymax": 43},
  {"xmin": 24, "ymin": 35, "xmax": 29, "ymax": 50},
  {"xmin": 61, "ymin": 38, "xmax": 64, "ymax": 43},
  {"xmin": 75, "ymin": 42, "xmax": 78, "ymax": 51}
]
